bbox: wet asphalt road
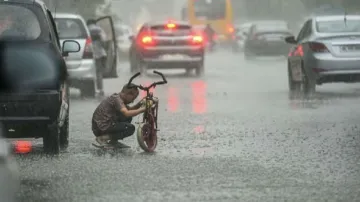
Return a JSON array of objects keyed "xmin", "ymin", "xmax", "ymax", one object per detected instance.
[{"xmin": 15, "ymin": 51, "xmax": 360, "ymax": 201}]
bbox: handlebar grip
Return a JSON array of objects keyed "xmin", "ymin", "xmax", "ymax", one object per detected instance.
[
  {"xmin": 153, "ymin": 70, "xmax": 167, "ymax": 83},
  {"xmin": 127, "ymin": 72, "xmax": 141, "ymax": 86}
]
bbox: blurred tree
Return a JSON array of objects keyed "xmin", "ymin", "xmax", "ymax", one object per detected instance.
[{"xmin": 43, "ymin": 0, "xmax": 106, "ymax": 19}]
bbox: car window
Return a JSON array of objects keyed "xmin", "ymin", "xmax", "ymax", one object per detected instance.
[
  {"xmin": 46, "ymin": 10, "xmax": 60, "ymax": 48},
  {"xmin": 150, "ymin": 24, "xmax": 192, "ymax": 36},
  {"xmin": 316, "ymin": 19, "xmax": 360, "ymax": 33},
  {"xmin": 297, "ymin": 20, "xmax": 311, "ymax": 41},
  {"xmin": 55, "ymin": 18, "xmax": 87, "ymax": 39},
  {"xmin": 0, "ymin": 4, "xmax": 41, "ymax": 40}
]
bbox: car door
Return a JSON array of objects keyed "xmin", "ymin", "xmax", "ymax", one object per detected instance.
[
  {"xmin": 289, "ymin": 20, "xmax": 311, "ymax": 81},
  {"xmin": 96, "ymin": 16, "xmax": 117, "ymax": 76}
]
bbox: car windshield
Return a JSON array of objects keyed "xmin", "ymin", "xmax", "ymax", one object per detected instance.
[
  {"xmin": 55, "ymin": 18, "xmax": 87, "ymax": 39},
  {"xmin": 150, "ymin": 24, "xmax": 192, "ymax": 36},
  {"xmin": 0, "ymin": 4, "xmax": 41, "ymax": 40},
  {"xmin": 316, "ymin": 19, "xmax": 360, "ymax": 33}
]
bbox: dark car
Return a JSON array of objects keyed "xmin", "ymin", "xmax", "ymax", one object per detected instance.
[
  {"xmin": 129, "ymin": 21, "xmax": 205, "ymax": 76},
  {"xmin": 244, "ymin": 21, "xmax": 293, "ymax": 59},
  {"xmin": 0, "ymin": 0, "xmax": 80, "ymax": 154}
]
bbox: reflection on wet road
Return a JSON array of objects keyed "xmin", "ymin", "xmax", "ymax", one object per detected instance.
[{"xmin": 16, "ymin": 52, "xmax": 360, "ymax": 201}]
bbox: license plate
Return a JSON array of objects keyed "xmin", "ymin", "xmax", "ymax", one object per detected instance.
[
  {"xmin": 160, "ymin": 54, "xmax": 185, "ymax": 60},
  {"xmin": 340, "ymin": 45, "xmax": 360, "ymax": 52}
]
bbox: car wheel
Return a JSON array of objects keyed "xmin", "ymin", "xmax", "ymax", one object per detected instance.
[
  {"xmin": 291, "ymin": 63, "xmax": 315, "ymax": 95},
  {"xmin": 195, "ymin": 62, "xmax": 204, "ymax": 77},
  {"xmin": 43, "ymin": 123, "xmax": 60, "ymax": 155},
  {"xmin": 288, "ymin": 65, "xmax": 297, "ymax": 92},
  {"xmin": 80, "ymin": 80, "xmax": 96, "ymax": 98}
]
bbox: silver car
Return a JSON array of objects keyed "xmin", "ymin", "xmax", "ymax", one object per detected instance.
[
  {"xmin": 54, "ymin": 13, "xmax": 97, "ymax": 97},
  {"xmin": 286, "ymin": 15, "xmax": 360, "ymax": 93}
]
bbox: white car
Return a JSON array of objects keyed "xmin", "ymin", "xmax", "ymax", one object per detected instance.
[
  {"xmin": 115, "ymin": 24, "xmax": 133, "ymax": 58},
  {"xmin": 54, "ymin": 13, "xmax": 97, "ymax": 97}
]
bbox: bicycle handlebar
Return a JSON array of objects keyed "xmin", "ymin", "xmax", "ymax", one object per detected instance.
[
  {"xmin": 127, "ymin": 72, "xmax": 141, "ymax": 87},
  {"xmin": 126, "ymin": 70, "xmax": 167, "ymax": 91}
]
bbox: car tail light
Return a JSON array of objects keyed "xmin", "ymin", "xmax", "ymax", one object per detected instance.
[
  {"xmin": 14, "ymin": 141, "xmax": 32, "ymax": 154},
  {"xmin": 83, "ymin": 37, "xmax": 93, "ymax": 59},
  {"xmin": 166, "ymin": 23, "xmax": 176, "ymax": 29},
  {"xmin": 294, "ymin": 45, "xmax": 304, "ymax": 56},
  {"xmin": 142, "ymin": 36, "xmax": 153, "ymax": 44},
  {"xmin": 137, "ymin": 32, "xmax": 156, "ymax": 46},
  {"xmin": 308, "ymin": 42, "xmax": 329, "ymax": 53},
  {"xmin": 190, "ymin": 32, "xmax": 203, "ymax": 45}
]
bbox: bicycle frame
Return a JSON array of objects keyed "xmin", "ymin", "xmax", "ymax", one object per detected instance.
[
  {"xmin": 127, "ymin": 71, "xmax": 167, "ymax": 152},
  {"xmin": 142, "ymin": 91, "xmax": 159, "ymax": 129}
]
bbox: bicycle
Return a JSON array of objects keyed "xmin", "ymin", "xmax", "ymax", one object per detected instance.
[{"xmin": 127, "ymin": 70, "xmax": 167, "ymax": 152}]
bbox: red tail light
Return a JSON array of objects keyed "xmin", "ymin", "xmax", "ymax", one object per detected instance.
[
  {"xmin": 192, "ymin": 35, "xmax": 203, "ymax": 44},
  {"xmin": 308, "ymin": 42, "xmax": 329, "ymax": 53},
  {"xmin": 294, "ymin": 45, "xmax": 304, "ymax": 56},
  {"xmin": 137, "ymin": 32, "xmax": 155, "ymax": 47},
  {"xmin": 14, "ymin": 141, "xmax": 32, "ymax": 154},
  {"xmin": 166, "ymin": 23, "xmax": 176, "ymax": 29},
  {"xmin": 190, "ymin": 31, "xmax": 203, "ymax": 45},
  {"xmin": 83, "ymin": 37, "xmax": 93, "ymax": 59},
  {"xmin": 142, "ymin": 36, "xmax": 153, "ymax": 44}
]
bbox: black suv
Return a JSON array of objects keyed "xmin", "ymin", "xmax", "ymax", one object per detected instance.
[{"xmin": 0, "ymin": 0, "xmax": 80, "ymax": 154}]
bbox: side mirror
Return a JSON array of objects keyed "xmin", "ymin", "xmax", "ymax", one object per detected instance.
[
  {"xmin": 285, "ymin": 36, "xmax": 297, "ymax": 44},
  {"xmin": 62, "ymin": 40, "xmax": 80, "ymax": 57},
  {"xmin": 128, "ymin": 35, "xmax": 134, "ymax": 40}
]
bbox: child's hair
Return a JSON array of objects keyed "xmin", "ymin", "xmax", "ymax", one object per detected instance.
[{"xmin": 121, "ymin": 83, "xmax": 139, "ymax": 95}]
